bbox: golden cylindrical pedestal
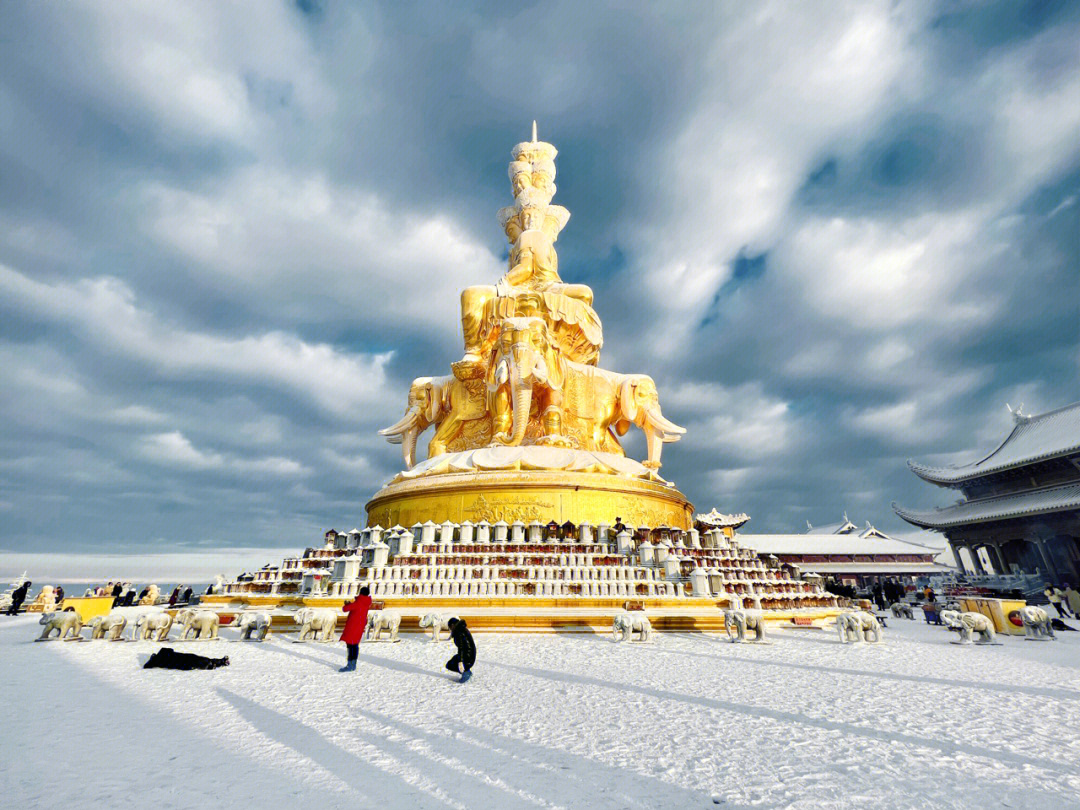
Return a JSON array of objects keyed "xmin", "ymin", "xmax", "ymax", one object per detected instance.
[{"xmin": 365, "ymin": 469, "xmax": 693, "ymax": 529}]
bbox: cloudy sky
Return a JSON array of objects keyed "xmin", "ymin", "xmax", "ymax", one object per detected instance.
[{"xmin": 2, "ymin": 1, "xmax": 1078, "ymax": 573}]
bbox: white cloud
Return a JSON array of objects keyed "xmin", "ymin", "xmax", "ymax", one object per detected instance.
[
  {"xmin": 0, "ymin": 264, "xmax": 393, "ymax": 417},
  {"xmin": 137, "ymin": 431, "xmax": 309, "ymax": 478}
]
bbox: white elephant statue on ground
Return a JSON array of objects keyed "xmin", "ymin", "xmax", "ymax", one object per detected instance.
[
  {"xmin": 941, "ymin": 610, "xmax": 996, "ymax": 644},
  {"xmin": 37, "ymin": 611, "xmax": 82, "ymax": 640},
  {"xmin": 366, "ymin": 609, "xmax": 402, "ymax": 641},
  {"xmin": 724, "ymin": 609, "xmax": 766, "ymax": 642},
  {"xmin": 295, "ymin": 607, "xmax": 338, "ymax": 642},
  {"xmin": 419, "ymin": 612, "xmax": 451, "ymax": 641},
  {"xmin": 1019, "ymin": 606, "xmax": 1054, "ymax": 640},
  {"xmin": 87, "ymin": 613, "xmax": 127, "ymax": 640},
  {"xmin": 131, "ymin": 611, "xmax": 173, "ymax": 641},
  {"xmin": 837, "ymin": 611, "xmax": 882, "ymax": 644},
  {"xmin": 612, "ymin": 610, "xmax": 652, "ymax": 642},
  {"xmin": 890, "ymin": 602, "xmax": 914, "ymax": 619},
  {"xmin": 238, "ymin": 611, "xmax": 273, "ymax": 641},
  {"xmin": 175, "ymin": 608, "xmax": 220, "ymax": 640}
]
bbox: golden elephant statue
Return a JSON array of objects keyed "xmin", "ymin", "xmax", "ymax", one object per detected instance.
[
  {"xmin": 487, "ymin": 316, "xmax": 685, "ymax": 468},
  {"xmin": 379, "ymin": 370, "xmax": 488, "ymax": 467}
]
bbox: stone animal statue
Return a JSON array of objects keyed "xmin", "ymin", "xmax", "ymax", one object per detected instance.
[
  {"xmin": 175, "ymin": 608, "xmax": 220, "ymax": 640},
  {"xmin": 366, "ymin": 609, "xmax": 402, "ymax": 642},
  {"xmin": 940, "ymin": 610, "xmax": 996, "ymax": 644},
  {"xmin": 237, "ymin": 610, "xmax": 273, "ymax": 641},
  {"xmin": 379, "ymin": 373, "xmax": 487, "ymax": 466},
  {"xmin": 294, "ymin": 607, "xmax": 338, "ymax": 642},
  {"xmin": 131, "ymin": 611, "xmax": 173, "ymax": 641},
  {"xmin": 419, "ymin": 612, "xmax": 451, "ymax": 641},
  {"xmin": 612, "ymin": 610, "xmax": 652, "ymax": 642},
  {"xmin": 836, "ymin": 611, "xmax": 882, "ymax": 644},
  {"xmin": 724, "ymin": 609, "xmax": 766, "ymax": 643},
  {"xmin": 37, "ymin": 610, "xmax": 82, "ymax": 640},
  {"xmin": 487, "ymin": 316, "xmax": 684, "ymax": 466},
  {"xmin": 87, "ymin": 613, "xmax": 127, "ymax": 640},
  {"xmin": 1019, "ymin": 606, "xmax": 1054, "ymax": 640},
  {"xmin": 890, "ymin": 602, "xmax": 914, "ymax": 619}
]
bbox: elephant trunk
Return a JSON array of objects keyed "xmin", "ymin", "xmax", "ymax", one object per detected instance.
[
  {"xmin": 402, "ymin": 426, "xmax": 419, "ymax": 468},
  {"xmin": 506, "ymin": 379, "xmax": 532, "ymax": 446}
]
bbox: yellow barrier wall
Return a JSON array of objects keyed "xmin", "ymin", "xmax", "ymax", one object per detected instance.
[
  {"xmin": 60, "ymin": 597, "xmax": 114, "ymax": 622},
  {"xmin": 958, "ymin": 597, "xmax": 1027, "ymax": 635}
]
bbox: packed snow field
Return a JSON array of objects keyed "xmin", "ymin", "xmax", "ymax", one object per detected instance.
[{"xmin": 3, "ymin": 614, "xmax": 1079, "ymax": 810}]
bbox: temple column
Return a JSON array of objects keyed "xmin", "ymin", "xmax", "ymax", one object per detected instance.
[
  {"xmin": 987, "ymin": 544, "xmax": 1008, "ymax": 576},
  {"xmin": 1032, "ymin": 537, "xmax": 1057, "ymax": 581},
  {"xmin": 949, "ymin": 541, "xmax": 969, "ymax": 575}
]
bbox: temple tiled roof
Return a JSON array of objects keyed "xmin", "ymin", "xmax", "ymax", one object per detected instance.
[
  {"xmin": 893, "ymin": 481, "xmax": 1080, "ymax": 529},
  {"xmin": 798, "ymin": 561, "xmax": 951, "ymax": 574},
  {"xmin": 908, "ymin": 401, "xmax": 1080, "ymax": 485},
  {"xmin": 737, "ymin": 533, "xmax": 941, "ymax": 557}
]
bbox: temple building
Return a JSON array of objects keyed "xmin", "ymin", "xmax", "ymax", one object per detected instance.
[
  {"xmin": 735, "ymin": 514, "xmax": 949, "ymax": 588},
  {"xmin": 894, "ymin": 401, "xmax": 1080, "ymax": 586}
]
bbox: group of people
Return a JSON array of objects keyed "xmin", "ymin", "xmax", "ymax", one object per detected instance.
[
  {"xmin": 1044, "ymin": 584, "xmax": 1080, "ymax": 618},
  {"xmin": 167, "ymin": 585, "xmax": 195, "ymax": 607},
  {"xmin": 870, "ymin": 580, "xmax": 909, "ymax": 610},
  {"xmin": 338, "ymin": 587, "xmax": 476, "ymax": 683}
]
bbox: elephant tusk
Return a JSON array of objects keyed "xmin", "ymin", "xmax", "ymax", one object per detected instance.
[
  {"xmin": 379, "ymin": 410, "xmax": 419, "ymax": 438},
  {"xmin": 645, "ymin": 410, "xmax": 686, "ymax": 439}
]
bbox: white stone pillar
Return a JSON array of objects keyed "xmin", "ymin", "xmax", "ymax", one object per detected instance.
[
  {"xmin": 493, "ymin": 520, "xmax": 509, "ymax": 544},
  {"xmin": 663, "ymin": 557, "xmax": 680, "ymax": 579},
  {"xmin": 420, "ymin": 521, "xmax": 437, "ymax": 547},
  {"xmin": 688, "ymin": 528, "xmax": 700, "ymax": 548},
  {"xmin": 475, "ymin": 521, "xmax": 491, "ymax": 544},
  {"xmin": 510, "ymin": 520, "xmax": 526, "ymax": 544},
  {"xmin": 527, "ymin": 520, "xmax": 543, "ymax": 543},
  {"xmin": 598, "ymin": 523, "xmax": 610, "ymax": 545},
  {"xmin": 638, "ymin": 540, "xmax": 656, "ymax": 566},
  {"xmin": 654, "ymin": 543, "xmax": 670, "ymax": 564},
  {"xmin": 439, "ymin": 520, "xmax": 456, "ymax": 546},
  {"xmin": 396, "ymin": 528, "xmax": 414, "ymax": 556},
  {"xmin": 616, "ymin": 530, "xmax": 633, "ymax": 556},
  {"xmin": 369, "ymin": 525, "xmax": 384, "ymax": 546},
  {"xmin": 579, "ymin": 523, "xmax": 594, "ymax": 544},
  {"xmin": 690, "ymin": 567, "xmax": 710, "ymax": 597},
  {"xmin": 459, "ymin": 520, "xmax": 475, "ymax": 544}
]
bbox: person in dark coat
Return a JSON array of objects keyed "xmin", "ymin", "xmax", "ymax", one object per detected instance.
[
  {"xmin": 181, "ymin": 585, "xmax": 193, "ymax": 604},
  {"xmin": 339, "ymin": 586, "xmax": 372, "ymax": 672},
  {"xmin": 445, "ymin": 617, "xmax": 476, "ymax": 683},
  {"xmin": 5, "ymin": 581, "xmax": 30, "ymax": 615},
  {"xmin": 111, "ymin": 581, "xmax": 123, "ymax": 600},
  {"xmin": 168, "ymin": 586, "xmax": 180, "ymax": 607},
  {"xmin": 54, "ymin": 585, "xmax": 65, "ymax": 604}
]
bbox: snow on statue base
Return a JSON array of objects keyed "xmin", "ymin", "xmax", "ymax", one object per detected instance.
[
  {"xmin": 293, "ymin": 607, "xmax": 338, "ymax": 642},
  {"xmin": 366, "ymin": 609, "xmax": 402, "ymax": 642},
  {"xmin": 940, "ymin": 610, "xmax": 997, "ymax": 645},
  {"xmin": 836, "ymin": 611, "xmax": 883, "ymax": 644},
  {"xmin": 612, "ymin": 610, "xmax": 652, "ymax": 642},
  {"xmin": 723, "ymin": 609, "xmax": 767, "ymax": 643},
  {"xmin": 419, "ymin": 612, "xmax": 451, "ymax": 641}
]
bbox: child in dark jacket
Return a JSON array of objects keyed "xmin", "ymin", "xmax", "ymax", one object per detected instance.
[{"xmin": 445, "ymin": 618, "xmax": 476, "ymax": 683}]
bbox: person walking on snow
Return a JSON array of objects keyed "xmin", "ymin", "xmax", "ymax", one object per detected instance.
[
  {"xmin": 5, "ymin": 580, "xmax": 30, "ymax": 615},
  {"xmin": 1045, "ymin": 585, "xmax": 1070, "ymax": 618},
  {"xmin": 339, "ymin": 586, "xmax": 372, "ymax": 672},
  {"xmin": 1065, "ymin": 584, "xmax": 1080, "ymax": 618},
  {"xmin": 445, "ymin": 617, "xmax": 476, "ymax": 683}
]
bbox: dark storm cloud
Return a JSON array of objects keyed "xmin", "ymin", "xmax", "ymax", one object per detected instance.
[{"xmin": 1, "ymin": 1, "xmax": 1078, "ymax": 566}]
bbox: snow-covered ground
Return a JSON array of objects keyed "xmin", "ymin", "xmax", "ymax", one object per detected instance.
[{"xmin": 3, "ymin": 613, "xmax": 1078, "ymax": 810}]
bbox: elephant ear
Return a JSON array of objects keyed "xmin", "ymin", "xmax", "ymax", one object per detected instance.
[{"xmin": 619, "ymin": 378, "xmax": 639, "ymax": 423}]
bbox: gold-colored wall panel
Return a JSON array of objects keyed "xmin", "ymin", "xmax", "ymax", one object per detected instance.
[{"xmin": 365, "ymin": 470, "xmax": 693, "ymax": 529}]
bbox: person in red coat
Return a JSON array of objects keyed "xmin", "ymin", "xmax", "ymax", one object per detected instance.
[{"xmin": 339, "ymin": 586, "xmax": 372, "ymax": 672}]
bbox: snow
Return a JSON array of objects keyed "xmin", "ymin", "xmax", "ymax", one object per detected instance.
[{"xmin": 3, "ymin": 612, "xmax": 1079, "ymax": 810}]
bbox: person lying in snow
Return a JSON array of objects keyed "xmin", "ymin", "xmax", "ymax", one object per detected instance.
[
  {"xmin": 445, "ymin": 618, "xmax": 475, "ymax": 683},
  {"xmin": 143, "ymin": 647, "xmax": 229, "ymax": 671}
]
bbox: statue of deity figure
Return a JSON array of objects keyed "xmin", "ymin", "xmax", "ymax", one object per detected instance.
[
  {"xmin": 382, "ymin": 124, "xmax": 684, "ymax": 471},
  {"xmin": 458, "ymin": 127, "xmax": 602, "ymax": 372}
]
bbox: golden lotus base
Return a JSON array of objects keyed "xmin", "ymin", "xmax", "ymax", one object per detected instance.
[
  {"xmin": 364, "ymin": 468, "xmax": 694, "ymax": 530},
  {"xmin": 202, "ymin": 594, "xmax": 840, "ymax": 633}
]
